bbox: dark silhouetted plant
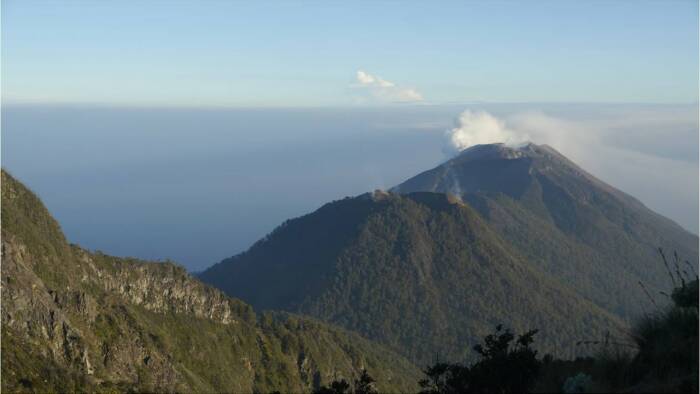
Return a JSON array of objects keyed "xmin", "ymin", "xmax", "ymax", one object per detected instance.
[
  {"xmin": 313, "ymin": 369, "xmax": 378, "ymax": 394},
  {"xmin": 419, "ymin": 325, "xmax": 541, "ymax": 394}
]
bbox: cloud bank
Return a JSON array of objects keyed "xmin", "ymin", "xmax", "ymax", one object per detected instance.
[{"xmin": 354, "ymin": 70, "xmax": 424, "ymax": 103}]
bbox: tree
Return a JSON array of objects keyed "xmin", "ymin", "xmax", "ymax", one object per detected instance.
[
  {"xmin": 354, "ymin": 369, "xmax": 377, "ymax": 394},
  {"xmin": 312, "ymin": 369, "xmax": 378, "ymax": 394},
  {"xmin": 419, "ymin": 325, "xmax": 541, "ymax": 394},
  {"xmin": 313, "ymin": 379, "xmax": 351, "ymax": 394}
]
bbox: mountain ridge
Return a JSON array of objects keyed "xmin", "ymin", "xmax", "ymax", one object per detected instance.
[
  {"xmin": 393, "ymin": 142, "xmax": 698, "ymax": 317},
  {"xmin": 201, "ymin": 190, "xmax": 628, "ymax": 364},
  {"xmin": 1, "ymin": 170, "xmax": 421, "ymax": 393},
  {"xmin": 200, "ymin": 142, "xmax": 697, "ymax": 365}
]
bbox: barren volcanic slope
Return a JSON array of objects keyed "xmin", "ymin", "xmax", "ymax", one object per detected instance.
[
  {"xmin": 200, "ymin": 143, "xmax": 697, "ymax": 366},
  {"xmin": 0, "ymin": 171, "xmax": 421, "ymax": 393}
]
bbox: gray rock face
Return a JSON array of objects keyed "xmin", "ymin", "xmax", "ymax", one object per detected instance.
[
  {"xmin": 76, "ymin": 249, "xmax": 239, "ymax": 325},
  {"xmin": 1, "ymin": 231, "xmax": 249, "ymax": 392}
]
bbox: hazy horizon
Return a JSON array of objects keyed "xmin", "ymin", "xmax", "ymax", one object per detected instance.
[
  {"xmin": 2, "ymin": 103, "xmax": 697, "ymax": 271},
  {"xmin": 3, "ymin": 0, "xmax": 698, "ymax": 271}
]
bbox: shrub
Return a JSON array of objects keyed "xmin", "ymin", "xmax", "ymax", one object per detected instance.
[
  {"xmin": 561, "ymin": 372, "xmax": 593, "ymax": 393},
  {"xmin": 312, "ymin": 369, "xmax": 378, "ymax": 394},
  {"xmin": 419, "ymin": 325, "xmax": 541, "ymax": 394}
]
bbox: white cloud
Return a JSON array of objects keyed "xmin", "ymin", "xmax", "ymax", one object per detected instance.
[
  {"xmin": 356, "ymin": 70, "xmax": 374, "ymax": 85},
  {"xmin": 353, "ymin": 70, "xmax": 423, "ymax": 103},
  {"xmin": 445, "ymin": 110, "xmax": 527, "ymax": 153},
  {"xmin": 356, "ymin": 70, "xmax": 395, "ymax": 88},
  {"xmin": 395, "ymin": 88, "xmax": 423, "ymax": 102}
]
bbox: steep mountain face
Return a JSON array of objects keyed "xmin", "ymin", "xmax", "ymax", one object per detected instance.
[
  {"xmin": 393, "ymin": 143, "xmax": 699, "ymax": 318},
  {"xmin": 201, "ymin": 191, "xmax": 627, "ymax": 365},
  {"xmin": 0, "ymin": 171, "xmax": 420, "ymax": 393},
  {"xmin": 200, "ymin": 143, "xmax": 697, "ymax": 366}
]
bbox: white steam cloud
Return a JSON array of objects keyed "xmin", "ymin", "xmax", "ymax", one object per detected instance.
[
  {"xmin": 445, "ymin": 110, "xmax": 529, "ymax": 154},
  {"xmin": 354, "ymin": 70, "xmax": 424, "ymax": 103}
]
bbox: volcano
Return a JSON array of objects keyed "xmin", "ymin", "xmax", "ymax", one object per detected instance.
[{"xmin": 200, "ymin": 143, "xmax": 698, "ymax": 364}]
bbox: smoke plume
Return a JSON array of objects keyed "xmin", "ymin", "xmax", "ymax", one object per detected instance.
[{"xmin": 445, "ymin": 110, "xmax": 528, "ymax": 154}]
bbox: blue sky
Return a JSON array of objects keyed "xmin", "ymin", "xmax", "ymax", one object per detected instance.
[{"xmin": 3, "ymin": 0, "xmax": 698, "ymax": 106}]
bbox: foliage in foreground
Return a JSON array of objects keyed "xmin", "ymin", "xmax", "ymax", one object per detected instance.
[
  {"xmin": 312, "ymin": 369, "xmax": 378, "ymax": 394},
  {"xmin": 622, "ymin": 274, "xmax": 698, "ymax": 393},
  {"xmin": 411, "ymin": 256, "xmax": 698, "ymax": 394},
  {"xmin": 418, "ymin": 325, "xmax": 541, "ymax": 394},
  {"xmin": 535, "ymin": 256, "xmax": 698, "ymax": 393}
]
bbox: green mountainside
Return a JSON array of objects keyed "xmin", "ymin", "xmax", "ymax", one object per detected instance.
[
  {"xmin": 200, "ymin": 191, "xmax": 627, "ymax": 365},
  {"xmin": 0, "ymin": 170, "xmax": 421, "ymax": 393},
  {"xmin": 392, "ymin": 143, "xmax": 699, "ymax": 319},
  {"xmin": 200, "ymin": 143, "xmax": 697, "ymax": 366}
]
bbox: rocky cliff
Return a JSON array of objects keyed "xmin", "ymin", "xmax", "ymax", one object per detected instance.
[{"xmin": 1, "ymin": 170, "xmax": 420, "ymax": 393}]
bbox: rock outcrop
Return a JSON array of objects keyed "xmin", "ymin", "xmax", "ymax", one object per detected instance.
[{"xmin": 1, "ymin": 170, "xmax": 420, "ymax": 393}]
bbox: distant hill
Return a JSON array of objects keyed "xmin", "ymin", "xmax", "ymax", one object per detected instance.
[
  {"xmin": 1, "ymin": 170, "xmax": 420, "ymax": 393},
  {"xmin": 200, "ymin": 143, "xmax": 697, "ymax": 366}
]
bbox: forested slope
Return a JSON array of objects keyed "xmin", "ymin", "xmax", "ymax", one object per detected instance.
[{"xmin": 1, "ymin": 170, "xmax": 420, "ymax": 393}]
